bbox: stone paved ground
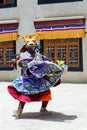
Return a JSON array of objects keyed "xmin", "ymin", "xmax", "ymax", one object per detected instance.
[{"xmin": 0, "ymin": 82, "xmax": 87, "ymax": 130}]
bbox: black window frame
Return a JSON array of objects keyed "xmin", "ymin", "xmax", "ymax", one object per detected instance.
[
  {"xmin": 38, "ymin": 0, "xmax": 83, "ymax": 4},
  {"xmin": 0, "ymin": 0, "xmax": 17, "ymax": 8}
]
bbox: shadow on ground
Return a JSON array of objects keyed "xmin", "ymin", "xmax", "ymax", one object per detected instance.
[{"xmin": 15, "ymin": 111, "xmax": 78, "ymax": 122}]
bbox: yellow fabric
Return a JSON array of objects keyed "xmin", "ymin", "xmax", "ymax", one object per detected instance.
[
  {"xmin": 47, "ymin": 60, "xmax": 65, "ymax": 75},
  {"xmin": 35, "ymin": 29, "xmax": 85, "ymax": 40},
  {"xmin": 0, "ymin": 32, "xmax": 18, "ymax": 42},
  {"xmin": 56, "ymin": 60, "xmax": 65, "ymax": 67},
  {"xmin": 20, "ymin": 28, "xmax": 85, "ymax": 41}
]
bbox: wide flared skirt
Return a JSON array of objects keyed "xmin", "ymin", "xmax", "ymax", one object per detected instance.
[
  {"xmin": 12, "ymin": 71, "xmax": 62, "ymax": 95},
  {"xmin": 7, "ymin": 85, "xmax": 51, "ymax": 103}
]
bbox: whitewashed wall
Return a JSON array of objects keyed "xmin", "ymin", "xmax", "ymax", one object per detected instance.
[{"xmin": 0, "ymin": 0, "xmax": 87, "ymax": 83}]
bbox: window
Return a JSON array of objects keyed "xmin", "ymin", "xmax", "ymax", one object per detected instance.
[
  {"xmin": 0, "ymin": 41, "xmax": 16, "ymax": 70},
  {"xmin": 43, "ymin": 38, "xmax": 83, "ymax": 71},
  {"xmin": 0, "ymin": 0, "xmax": 17, "ymax": 8},
  {"xmin": 38, "ymin": 0, "xmax": 83, "ymax": 4}
]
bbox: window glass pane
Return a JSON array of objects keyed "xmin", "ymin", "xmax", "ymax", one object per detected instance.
[
  {"xmin": 0, "ymin": 0, "xmax": 17, "ymax": 8},
  {"xmin": 57, "ymin": 45, "xmax": 66, "ymax": 64},
  {"xmin": 45, "ymin": 46, "xmax": 55, "ymax": 61},
  {"xmin": 6, "ymin": 0, "xmax": 14, "ymax": 4},
  {"xmin": 68, "ymin": 44, "xmax": 79, "ymax": 67}
]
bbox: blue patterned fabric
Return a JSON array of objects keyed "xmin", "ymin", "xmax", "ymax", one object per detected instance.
[
  {"xmin": 29, "ymin": 60, "xmax": 62, "ymax": 78},
  {"xmin": 12, "ymin": 51, "xmax": 67, "ymax": 95}
]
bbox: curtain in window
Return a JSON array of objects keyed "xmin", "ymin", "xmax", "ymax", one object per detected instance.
[
  {"xmin": 34, "ymin": 16, "xmax": 85, "ymax": 39},
  {"xmin": 0, "ymin": 20, "xmax": 19, "ymax": 42}
]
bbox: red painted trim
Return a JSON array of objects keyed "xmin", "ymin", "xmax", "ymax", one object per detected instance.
[
  {"xmin": 0, "ymin": 23, "xmax": 19, "ymax": 29},
  {"xmin": 34, "ymin": 18, "xmax": 85, "ymax": 27}
]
